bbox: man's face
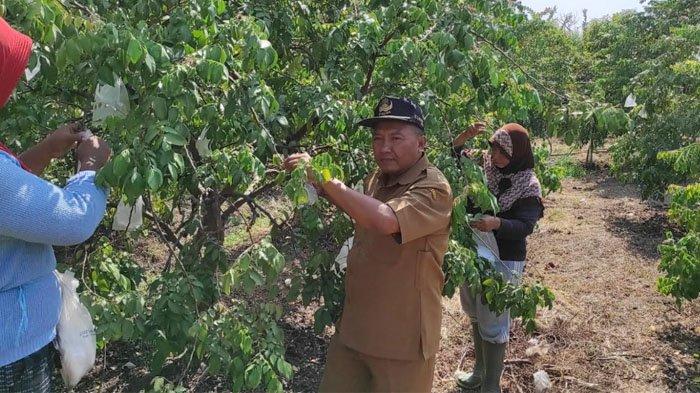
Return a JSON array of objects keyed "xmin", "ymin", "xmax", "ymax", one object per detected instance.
[{"xmin": 371, "ymin": 120, "xmax": 426, "ymax": 175}]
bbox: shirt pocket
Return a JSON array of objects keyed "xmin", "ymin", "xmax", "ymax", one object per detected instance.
[{"xmin": 414, "ymin": 250, "xmax": 445, "ymax": 291}]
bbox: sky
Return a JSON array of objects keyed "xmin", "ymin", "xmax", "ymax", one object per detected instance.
[{"xmin": 519, "ymin": 0, "xmax": 644, "ymax": 25}]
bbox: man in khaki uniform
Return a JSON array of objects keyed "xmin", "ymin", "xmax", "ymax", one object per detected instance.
[{"xmin": 285, "ymin": 97, "xmax": 453, "ymax": 392}]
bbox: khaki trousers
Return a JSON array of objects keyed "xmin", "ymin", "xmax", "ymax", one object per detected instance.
[{"xmin": 319, "ymin": 335, "xmax": 436, "ymax": 392}]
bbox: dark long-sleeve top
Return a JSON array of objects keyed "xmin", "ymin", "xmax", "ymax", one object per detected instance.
[
  {"xmin": 452, "ymin": 143, "xmax": 543, "ymax": 261},
  {"xmin": 494, "ymin": 196, "xmax": 543, "ymax": 261}
]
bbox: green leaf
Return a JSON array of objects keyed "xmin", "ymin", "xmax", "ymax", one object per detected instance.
[
  {"xmin": 173, "ymin": 152, "xmax": 185, "ymax": 170},
  {"xmin": 152, "ymin": 97, "xmax": 168, "ymax": 120},
  {"xmin": 97, "ymin": 66, "xmax": 115, "ymax": 85},
  {"xmin": 146, "ymin": 167, "xmax": 163, "ymax": 190},
  {"xmin": 276, "ymin": 358, "xmax": 293, "ymax": 379},
  {"xmin": 124, "ymin": 169, "xmax": 145, "ymax": 200},
  {"xmin": 254, "ymin": 39, "xmax": 278, "ymax": 71},
  {"xmin": 145, "ymin": 126, "xmax": 160, "ymax": 144},
  {"xmin": 55, "ymin": 45, "xmax": 68, "ymax": 70},
  {"xmin": 164, "ymin": 130, "xmax": 187, "ymax": 146},
  {"xmin": 112, "ymin": 151, "xmax": 131, "ymax": 179},
  {"xmin": 144, "ymin": 52, "xmax": 156, "ymax": 73},
  {"xmin": 65, "ymin": 39, "xmax": 82, "ymax": 66},
  {"xmin": 245, "ymin": 366, "xmax": 262, "ymax": 389},
  {"xmin": 463, "ymin": 33, "xmax": 475, "ymax": 50},
  {"xmin": 127, "ymin": 38, "xmax": 144, "ymax": 64}
]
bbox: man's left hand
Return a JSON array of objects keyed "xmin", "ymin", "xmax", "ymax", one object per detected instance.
[{"xmin": 470, "ymin": 215, "xmax": 501, "ymax": 232}]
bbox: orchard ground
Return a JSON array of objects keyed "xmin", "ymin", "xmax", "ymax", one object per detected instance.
[{"xmin": 69, "ymin": 142, "xmax": 699, "ymax": 393}]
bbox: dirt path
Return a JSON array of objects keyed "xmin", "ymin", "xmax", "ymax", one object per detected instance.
[{"xmin": 433, "ymin": 167, "xmax": 699, "ymax": 393}]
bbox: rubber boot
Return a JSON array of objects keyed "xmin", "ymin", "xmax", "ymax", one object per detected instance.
[
  {"xmin": 480, "ymin": 341, "xmax": 506, "ymax": 393},
  {"xmin": 456, "ymin": 323, "xmax": 484, "ymax": 390}
]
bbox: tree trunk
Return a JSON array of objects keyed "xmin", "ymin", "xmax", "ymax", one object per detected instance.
[
  {"xmin": 202, "ymin": 189, "xmax": 224, "ymax": 243},
  {"xmin": 586, "ymin": 139, "xmax": 594, "ymax": 167}
]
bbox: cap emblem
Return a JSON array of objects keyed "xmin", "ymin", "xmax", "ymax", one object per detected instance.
[{"xmin": 378, "ymin": 98, "xmax": 393, "ymax": 116}]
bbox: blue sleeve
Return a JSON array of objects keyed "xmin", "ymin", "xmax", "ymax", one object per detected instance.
[
  {"xmin": 494, "ymin": 198, "xmax": 543, "ymax": 240},
  {"xmin": 0, "ymin": 152, "xmax": 109, "ymax": 246}
]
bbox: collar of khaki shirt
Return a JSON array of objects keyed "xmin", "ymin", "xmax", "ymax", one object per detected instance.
[{"xmin": 378, "ymin": 154, "xmax": 429, "ymax": 188}]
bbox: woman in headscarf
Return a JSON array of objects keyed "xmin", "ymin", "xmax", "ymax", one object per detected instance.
[
  {"xmin": 0, "ymin": 17, "xmax": 111, "ymax": 392},
  {"xmin": 451, "ymin": 122, "xmax": 544, "ymax": 393}
]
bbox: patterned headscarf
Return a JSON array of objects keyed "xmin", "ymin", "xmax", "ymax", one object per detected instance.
[{"xmin": 484, "ymin": 123, "xmax": 542, "ymax": 212}]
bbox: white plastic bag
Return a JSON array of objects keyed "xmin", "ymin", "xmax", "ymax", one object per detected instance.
[
  {"xmin": 92, "ymin": 77, "xmax": 130, "ymax": 127},
  {"xmin": 195, "ymin": 129, "xmax": 212, "ymax": 158},
  {"xmin": 303, "ymin": 183, "xmax": 318, "ymax": 206},
  {"xmin": 334, "ymin": 236, "xmax": 354, "ymax": 272},
  {"xmin": 112, "ymin": 197, "xmax": 144, "ymax": 231},
  {"xmin": 533, "ymin": 370, "xmax": 552, "ymax": 393},
  {"xmin": 54, "ymin": 270, "xmax": 96, "ymax": 388},
  {"xmin": 470, "ymin": 227, "xmax": 500, "ymax": 262},
  {"xmin": 77, "ymin": 128, "xmax": 94, "ymax": 142}
]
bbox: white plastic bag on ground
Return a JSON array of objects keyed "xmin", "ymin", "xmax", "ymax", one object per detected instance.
[
  {"xmin": 54, "ymin": 270, "xmax": 96, "ymax": 388},
  {"xmin": 533, "ymin": 370, "xmax": 552, "ymax": 393},
  {"xmin": 525, "ymin": 337, "xmax": 550, "ymax": 357},
  {"xmin": 335, "ymin": 236, "xmax": 354, "ymax": 272},
  {"xmin": 112, "ymin": 197, "xmax": 144, "ymax": 231}
]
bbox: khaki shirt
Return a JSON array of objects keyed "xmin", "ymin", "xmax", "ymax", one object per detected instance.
[{"xmin": 338, "ymin": 155, "xmax": 453, "ymax": 361}]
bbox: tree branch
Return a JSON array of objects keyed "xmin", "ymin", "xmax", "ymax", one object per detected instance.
[
  {"xmin": 221, "ymin": 181, "xmax": 278, "ymax": 221},
  {"xmin": 468, "ymin": 28, "xmax": 569, "ymax": 104},
  {"xmin": 283, "ymin": 116, "xmax": 320, "ymax": 149},
  {"xmin": 361, "ymin": 28, "xmax": 398, "ymax": 96},
  {"xmin": 143, "ymin": 197, "xmax": 184, "ymax": 249}
]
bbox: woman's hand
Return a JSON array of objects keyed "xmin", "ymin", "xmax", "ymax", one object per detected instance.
[
  {"xmin": 76, "ymin": 136, "xmax": 111, "ymax": 172},
  {"xmin": 452, "ymin": 122, "xmax": 486, "ymax": 147},
  {"xmin": 470, "ymin": 215, "xmax": 501, "ymax": 232},
  {"xmin": 45, "ymin": 123, "xmax": 83, "ymax": 159},
  {"xmin": 19, "ymin": 122, "xmax": 84, "ymax": 175}
]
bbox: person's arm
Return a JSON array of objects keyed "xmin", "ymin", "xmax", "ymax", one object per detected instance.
[
  {"xmin": 452, "ymin": 122, "xmax": 486, "ymax": 149},
  {"xmin": 284, "ymin": 153, "xmax": 400, "ymax": 234},
  {"xmin": 0, "ymin": 154, "xmax": 108, "ymax": 245},
  {"xmin": 383, "ymin": 181, "xmax": 453, "ymax": 244},
  {"xmin": 319, "ymin": 179, "xmax": 400, "ymax": 235},
  {"xmin": 0, "ymin": 137, "xmax": 111, "ymax": 246},
  {"xmin": 19, "ymin": 123, "xmax": 82, "ymax": 175},
  {"xmin": 494, "ymin": 198, "xmax": 543, "ymax": 240}
]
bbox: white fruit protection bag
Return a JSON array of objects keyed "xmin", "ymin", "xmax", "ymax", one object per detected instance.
[{"xmin": 54, "ymin": 270, "xmax": 96, "ymax": 388}]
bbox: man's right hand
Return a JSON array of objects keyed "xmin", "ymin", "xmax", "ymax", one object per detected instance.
[
  {"xmin": 452, "ymin": 122, "xmax": 486, "ymax": 147},
  {"xmin": 76, "ymin": 136, "xmax": 111, "ymax": 171},
  {"xmin": 284, "ymin": 152, "xmax": 322, "ymax": 186}
]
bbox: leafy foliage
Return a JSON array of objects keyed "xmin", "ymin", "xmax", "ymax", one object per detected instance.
[
  {"xmin": 657, "ymin": 183, "xmax": 700, "ymax": 305},
  {"xmin": 667, "ymin": 183, "xmax": 700, "ymax": 233},
  {"xmin": 1, "ymin": 0, "xmax": 555, "ymax": 389},
  {"xmin": 598, "ymin": 1, "xmax": 700, "ymax": 197},
  {"xmin": 657, "ymin": 231, "xmax": 700, "ymax": 306}
]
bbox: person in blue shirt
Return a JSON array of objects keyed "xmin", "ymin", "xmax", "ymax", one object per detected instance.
[{"xmin": 0, "ymin": 17, "xmax": 111, "ymax": 392}]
